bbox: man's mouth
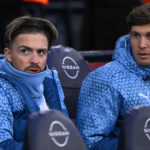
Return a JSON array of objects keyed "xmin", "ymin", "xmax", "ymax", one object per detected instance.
[
  {"xmin": 139, "ymin": 53, "xmax": 150, "ymax": 59},
  {"xmin": 27, "ymin": 68, "xmax": 41, "ymax": 73}
]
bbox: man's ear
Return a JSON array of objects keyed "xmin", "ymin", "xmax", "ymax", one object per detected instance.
[{"xmin": 4, "ymin": 48, "xmax": 12, "ymax": 62}]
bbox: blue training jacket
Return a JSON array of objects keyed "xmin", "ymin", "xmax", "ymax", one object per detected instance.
[
  {"xmin": 76, "ymin": 35, "xmax": 150, "ymax": 150},
  {"xmin": 0, "ymin": 57, "xmax": 68, "ymax": 150}
]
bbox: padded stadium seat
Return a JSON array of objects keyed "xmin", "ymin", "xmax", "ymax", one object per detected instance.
[
  {"xmin": 47, "ymin": 45, "xmax": 90, "ymax": 120},
  {"xmin": 118, "ymin": 105, "xmax": 150, "ymax": 150},
  {"xmin": 24, "ymin": 110, "xmax": 87, "ymax": 150}
]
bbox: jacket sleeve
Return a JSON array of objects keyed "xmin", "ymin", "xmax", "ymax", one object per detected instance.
[
  {"xmin": 0, "ymin": 87, "xmax": 24, "ymax": 150},
  {"xmin": 76, "ymin": 70, "xmax": 121, "ymax": 150},
  {"xmin": 0, "ymin": 140, "xmax": 24, "ymax": 150}
]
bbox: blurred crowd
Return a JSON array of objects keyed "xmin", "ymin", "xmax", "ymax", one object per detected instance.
[
  {"xmin": 0, "ymin": 0, "xmax": 149, "ymax": 53},
  {"xmin": 0, "ymin": 0, "xmax": 50, "ymax": 53}
]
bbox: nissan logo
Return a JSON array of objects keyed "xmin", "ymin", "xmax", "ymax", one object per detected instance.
[
  {"xmin": 48, "ymin": 120, "xmax": 70, "ymax": 147},
  {"xmin": 144, "ymin": 118, "xmax": 150, "ymax": 141},
  {"xmin": 62, "ymin": 56, "xmax": 80, "ymax": 79}
]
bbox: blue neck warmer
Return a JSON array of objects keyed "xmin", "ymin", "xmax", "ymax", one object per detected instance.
[{"xmin": 1, "ymin": 58, "xmax": 48, "ymax": 105}]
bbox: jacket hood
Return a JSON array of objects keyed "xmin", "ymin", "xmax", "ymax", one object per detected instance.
[{"xmin": 113, "ymin": 34, "xmax": 150, "ymax": 79}]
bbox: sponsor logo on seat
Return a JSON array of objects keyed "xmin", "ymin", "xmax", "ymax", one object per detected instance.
[
  {"xmin": 144, "ymin": 118, "xmax": 150, "ymax": 141},
  {"xmin": 48, "ymin": 120, "xmax": 70, "ymax": 147},
  {"xmin": 62, "ymin": 56, "xmax": 80, "ymax": 79}
]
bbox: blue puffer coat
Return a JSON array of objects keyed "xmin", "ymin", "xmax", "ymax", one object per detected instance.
[
  {"xmin": 76, "ymin": 35, "xmax": 150, "ymax": 150},
  {"xmin": 0, "ymin": 58, "xmax": 68, "ymax": 150}
]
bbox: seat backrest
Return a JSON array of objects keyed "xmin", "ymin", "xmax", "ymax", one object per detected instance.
[
  {"xmin": 47, "ymin": 45, "xmax": 90, "ymax": 120},
  {"xmin": 118, "ymin": 105, "xmax": 150, "ymax": 150},
  {"xmin": 24, "ymin": 110, "xmax": 88, "ymax": 150}
]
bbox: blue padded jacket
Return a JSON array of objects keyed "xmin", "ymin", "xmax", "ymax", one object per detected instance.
[
  {"xmin": 76, "ymin": 35, "xmax": 150, "ymax": 150},
  {"xmin": 0, "ymin": 58, "xmax": 68, "ymax": 150}
]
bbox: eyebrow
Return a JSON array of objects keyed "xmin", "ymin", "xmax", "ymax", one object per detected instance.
[
  {"xmin": 18, "ymin": 45, "xmax": 31, "ymax": 49},
  {"xmin": 18, "ymin": 45, "xmax": 48, "ymax": 51},
  {"xmin": 130, "ymin": 31, "xmax": 140, "ymax": 34},
  {"xmin": 130, "ymin": 30, "xmax": 150, "ymax": 35}
]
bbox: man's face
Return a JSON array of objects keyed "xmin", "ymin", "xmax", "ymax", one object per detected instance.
[
  {"xmin": 130, "ymin": 24, "xmax": 150, "ymax": 66},
  {"xmin": 4, "ymin": 33, "xmax": 48, "ymax": 73}
]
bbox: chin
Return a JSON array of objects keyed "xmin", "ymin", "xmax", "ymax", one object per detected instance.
[{"xmin": 138, "ymin": 62, "xmax": 150, "ymax": 66}]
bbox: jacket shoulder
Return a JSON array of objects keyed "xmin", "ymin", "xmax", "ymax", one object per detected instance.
[{"xmin": 88, "ymin": 61, "xmax": 121, "ymax": 80}]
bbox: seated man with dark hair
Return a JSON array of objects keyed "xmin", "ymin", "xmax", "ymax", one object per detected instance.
[
  {"xmin": 0, "ymin": 16, "xmax": 68, "ymax": 150},
  {"xmin": 77, "ymin": 3, "xmax": 150, "ymax": 150}
]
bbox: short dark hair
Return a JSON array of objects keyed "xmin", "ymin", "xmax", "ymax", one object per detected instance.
[
  {"xmin": 4, "ymin": 16, "xmax": 58, "ymax": 49},
  {"xmin": 127, "ymin": 3, "xmax": 150, "ymax": 31}
]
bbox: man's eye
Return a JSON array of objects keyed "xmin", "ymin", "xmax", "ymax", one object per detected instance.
[
  {"xmin": 131, "ymin": 32, "xmax": 140, "ymax": 38},
  {"xmin": 38, "ymin": 50, "xmax": 47, "ymax": 55},
  {"xmin": 146, "ymin": 33, "xmax": 150, "ymax": 39},
  {"xmin": 21, "ymin": 49, "xmax": 30, "ymax": 54}
]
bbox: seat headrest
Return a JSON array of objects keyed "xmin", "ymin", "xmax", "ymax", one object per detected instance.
[
  {"xmin": 118, "ymin": 105, "xmax": 150, "ymax": 150},
  {"xmin": 25, "ymin": 109, "xmax": 87, "ymax": 150},
  {"xmin": 47, "ymin": 45, "xmax": 90, "ymax": 88}
]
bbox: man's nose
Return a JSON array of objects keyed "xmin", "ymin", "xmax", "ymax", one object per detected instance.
[
  {"xmin": 139, "ymin": 37, "xmax": 147, "ymax": 49},
  {"xmin": 30, "ymin": 53, "xmax": 40, "ymax": 64}
]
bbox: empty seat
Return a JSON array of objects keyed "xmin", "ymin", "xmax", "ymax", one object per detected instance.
[
  {"xmin": 47, "ymin": 45, "xmax": 90, "ymax": 120},
  {"xmin": 118, "ymin": 105, "xmax": 150, "ymax": 150},
  {"xmin": 24, "ymin": 110, "xmax": 88, "ymax": 150}
]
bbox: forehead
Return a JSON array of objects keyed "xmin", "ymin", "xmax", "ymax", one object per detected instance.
[
  {"xmin": 12, "ymin": 33, "xmax": 48, "ymax": 49},
  {"xmin": 131, "ymin": 24, "xmax": 150, "ymax": 34}
]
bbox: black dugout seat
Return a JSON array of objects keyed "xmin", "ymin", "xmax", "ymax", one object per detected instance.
[
  {"xmin": 118, "ymin": 105, "xmax": 150, "ymax": 150},
  {"xmin": 47, "ymin": 45, "xmax": 90, "ymax": 120},
  {"xmin": 24, "ymin": 110, "xmax": 87, "ymax": 150}
]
